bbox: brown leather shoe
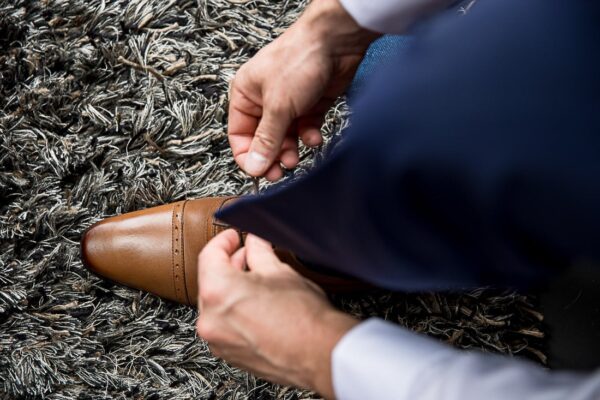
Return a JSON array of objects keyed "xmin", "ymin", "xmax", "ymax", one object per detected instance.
[{"xmin": 81, "ymin": 197, "xmax": 369, "ymax": 306}]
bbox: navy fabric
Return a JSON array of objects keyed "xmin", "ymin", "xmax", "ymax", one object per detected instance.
[
  {"xmin": 348, "ymin": 35, "xmax": 412, "ymax": 101},
  {"xmin": 218, "ymin": 0, "xmax": 600, "ymax": 291}
]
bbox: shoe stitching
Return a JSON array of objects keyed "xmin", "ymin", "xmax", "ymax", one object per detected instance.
[
  {"xmin": 180, "ymin": 200, "xmax": 191, "ymax": 305},
  {"xmin": 171, "ymin": 201, "xmax": 188, "ymax": 305},
  {"xmin": 171, "ymin": 203, "xmax": 177, "ymax": 302}
]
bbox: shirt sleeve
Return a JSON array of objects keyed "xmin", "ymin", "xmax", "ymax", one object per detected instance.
[
  {"xmin": 332, "ymin": 318, "xmax": 600, "ymax": 400},
  {"xmin": 338, "ymin": 0, "xmax": 456, "ymax": 33}
]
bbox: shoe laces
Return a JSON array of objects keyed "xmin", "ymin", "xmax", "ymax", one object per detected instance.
[{"xmin": 211, "ymin": 176, "xmax": 260, "ymax": 247}]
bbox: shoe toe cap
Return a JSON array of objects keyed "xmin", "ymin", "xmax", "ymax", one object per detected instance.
[
  {"xmin": 80, "ymin": 197, "xmax": 235, "ymax": 306},
  {"xmin": 80, "ymin": 204, "xmax": 177, "ymax": 301}
]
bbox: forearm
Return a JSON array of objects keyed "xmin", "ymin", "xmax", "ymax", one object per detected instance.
[
  {"xmin": 302, "ymin": 310, "xmax": 359, "ymax": 399},
  {"xmin": 297, "ymin": 0, "xmax": 380, "ymax": 57}
]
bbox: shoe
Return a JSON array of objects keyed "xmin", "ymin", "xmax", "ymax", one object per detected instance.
[{"xmin": 81, "ymin": 197, "xmax": 369, "ymax": 306}]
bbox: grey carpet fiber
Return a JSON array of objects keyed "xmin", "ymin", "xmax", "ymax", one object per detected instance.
[{"xmin": 0, "ymin": 0, "xmax": 545, "ymax": 399}]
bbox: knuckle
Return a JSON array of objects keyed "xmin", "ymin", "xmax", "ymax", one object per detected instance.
[
  {"xmin": 236, "ymin": 63, "xmax": 249, "ymax": 77},
  {"xmin": 196, "ymin": 318, "xmax": 216, "ymax": 342},
  {"xmin": 198, "ymin": 248, "xmax": 219, "ymax": 274},
  {"xmin": 233, "ymin": 64, "xmax": 254, "ymax": 88},
  {"xmin": 254, "ymin": 131, "xmax": 278, "ymax": 151},
  {"xmin": 199, "ymin": 284, "xmax": 223, "ymax": 306},
  {"xmin": 233, "ymin": 66, "xmax": 246, "ymax": 83},
  {"xmin": 266, "ymin": 101, "xmax": 290, "ymax": 120}
]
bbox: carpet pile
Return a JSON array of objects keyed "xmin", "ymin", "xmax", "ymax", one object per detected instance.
[{"xmin": 0, "ymin": 0, "xmax": 544, "ymax": 398}]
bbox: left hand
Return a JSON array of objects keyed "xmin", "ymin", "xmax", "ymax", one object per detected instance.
[
  {"xmin": 196, "ymin": 230, "xmax": 358, "ymax": 399},
  {"xmin": 227, "ymin": 0, "xmax": 377, "ymax": 181}
]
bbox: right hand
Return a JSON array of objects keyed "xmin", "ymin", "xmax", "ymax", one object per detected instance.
[
  {"xmin": 228, "ymin": 0, "xmax": 378, "ymax": 180},
  {"xmin": 197, "ymin": 230, "xmax": 359, "ymax": 398}
]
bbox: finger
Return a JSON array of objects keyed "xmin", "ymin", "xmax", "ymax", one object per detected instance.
[
  {"xmin": 229, "ymin": 131, "xmax": 251, "ymax": 171},
  {"xmin": 228, "ymin": 87, "xmax": 260, "ymax": 169},
  {"xmin": 296, "ymin": 98, "xmax": 331, "ymax": 147},
  {"xmin": 264, "ymin": 163, "xmax": 283, "ymax": 182},
  {"xmin": 279, "ymin": 136, "xmax": 299, "ymax": 169},
  {"xmin": 230, "ymin": 246, "xmax": 247, "ymax": 271},
  {"xmin": 299, "ymin": 126, "xmax": 323, "ymax": 147},
  {"xmin": 297, "ymin": 116, "xmax": 323, "ymax": 147},
  {"xmin": 245, "ymin": 234, "xmax": 284, "ymax": 274},
  {"xmin": 198, "ymin": 229, "xmax": 240, "ymax": 281},
  {"xmin": 245, "ymin": 103, "xmax": 293, "ymax": 177},
  {"xmin": 197, "ymin": 230, "xmax": 242, "ymax": 312},
  {"xmin": 279, "ymin": 148, "xmax": 299, "ymax": 169}
]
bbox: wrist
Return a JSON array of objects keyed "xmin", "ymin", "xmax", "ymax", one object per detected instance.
[
  {"xmin": 303, "ymin": 308, "xmax": 359, "ymax": 399},
  {"xmin": 299, "ymin": 0, "xmax": 379, "ymax": 56}
]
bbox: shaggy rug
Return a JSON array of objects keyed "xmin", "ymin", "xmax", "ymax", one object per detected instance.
[{"xmin": 0, "ymin": 0, "xmax": 545, "ymax": 399}]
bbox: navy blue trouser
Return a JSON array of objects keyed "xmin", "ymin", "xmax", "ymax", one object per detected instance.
[{"xmin": 219, "ymin": 0, "xmax": 600, "ymax": 291}]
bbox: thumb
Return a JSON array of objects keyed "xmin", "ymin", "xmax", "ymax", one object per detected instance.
[
  {"xmin": 245, "ymin": 234, "xmax": 286, "ymax": 274},
  {"xmin": 244, "ymin": 104, "xmax": 292, "ymax": 176}
]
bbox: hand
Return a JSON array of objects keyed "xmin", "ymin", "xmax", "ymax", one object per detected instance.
[
  {"xmin": 228, "ymin": 0, "xmax": 378, "ymax": 180},
  {"xmin": 196, "ymin": 230, "xmax": 358, "ymax": 398}
]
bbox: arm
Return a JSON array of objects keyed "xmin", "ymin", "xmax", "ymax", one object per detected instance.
[
  {"xmin": 228, "ymin": 0, "xmax": 455, "ymax": 179},
  {"xmin": 197, "ymin": 233, "xmax": 600, "ymax": 400},
  {"xmin": 228, "ymin": 0, "xmax": 378, "ymax": 180},
  {"xmin": 333, "ymin": 318, "xmax": 600, "ymax": 400}
]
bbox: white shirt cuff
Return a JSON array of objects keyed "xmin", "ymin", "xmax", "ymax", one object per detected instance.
[
  {"xmin": 332, "ymin": 318, "xmax": 455, "ymax": 400},
  {"xmin": 339, "ymin": 0, "xmax": 455, "ymax": 33},
  {"xmin": 331, "ymin": 318, "xmax": 600, "ymax": 400}
]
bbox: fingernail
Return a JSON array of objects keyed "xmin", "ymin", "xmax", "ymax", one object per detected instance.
[{"xmin": 245, "ymin": 152, "xmax": 268, "ymax": 176}]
